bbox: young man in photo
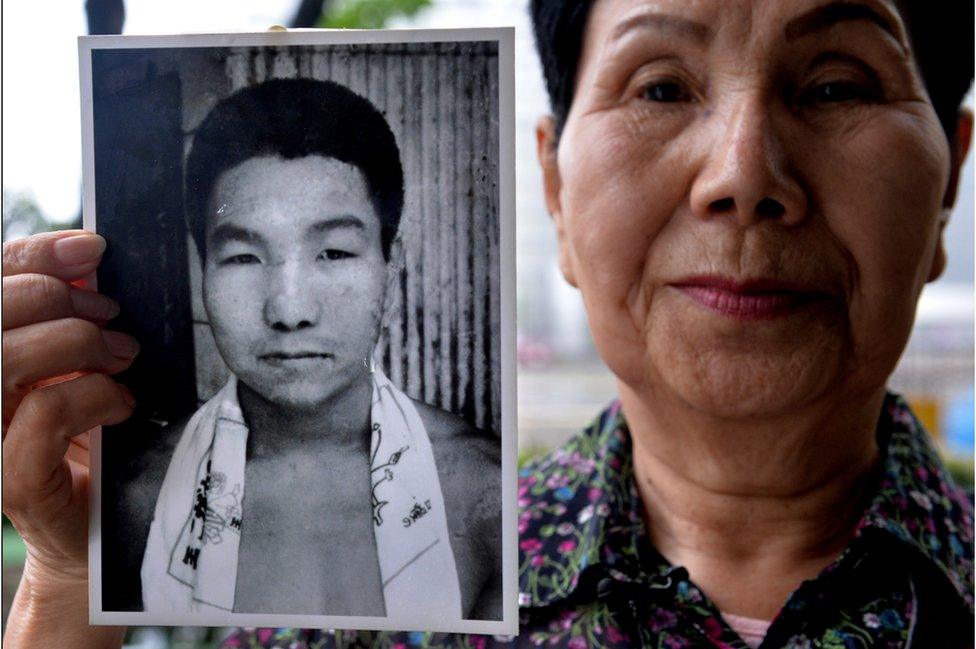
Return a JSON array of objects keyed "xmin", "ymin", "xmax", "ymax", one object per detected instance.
[{"xmin": 125, "ymin": 78, "xmax": 501, "ymax": 621}]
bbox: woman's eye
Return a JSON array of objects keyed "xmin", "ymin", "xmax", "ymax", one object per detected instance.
[
  {"xmin": 222, "ymin": 253, "xmax": 260, "ymax": 265},
  {"xmin": 801, "ymin": 80, "xmax": 877, "ymax": 105},
  {"xmin": 319, "ymin": 249, "xmax": 354, "ymax": 261},
  {"xmin": 641, "ymin": 81, "xmax": 690, "ymax": 103}
]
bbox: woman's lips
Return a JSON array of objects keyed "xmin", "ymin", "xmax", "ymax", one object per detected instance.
[{"xmin": 672, "ymin": 277, "xmax": 825, "ymax": 320}]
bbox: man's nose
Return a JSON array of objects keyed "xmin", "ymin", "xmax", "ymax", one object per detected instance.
[
  {"xmin": 263, "ymin": 261, "xmax": 321, "ymax": 332},
  {"xmin": 689, "ymin": 95, "xmax": 807, "ymax": 227}
]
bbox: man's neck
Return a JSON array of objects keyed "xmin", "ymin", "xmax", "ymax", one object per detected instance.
[
  {"xmin": 618, "ymin": 382, "xmax": 884, "ymax": 620},
  {"xmin": 237, "ymin": 377, "xmax": 373, "ymax": 458}
]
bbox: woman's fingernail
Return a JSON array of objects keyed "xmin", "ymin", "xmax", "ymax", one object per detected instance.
[
  {"xmin": 102, "ymin": 330, "xmax": 140, "ymax": 359},
  {"xmin": 70, "ymin": 290, "xmax": 119, "ymax": 321},
  {"xmin": 118, "ymin": 385, "xmax": 137, "ymax": 408},
  {"xmin": 53, "ymin": 234, "xmax": 106, "ymax": 266}
]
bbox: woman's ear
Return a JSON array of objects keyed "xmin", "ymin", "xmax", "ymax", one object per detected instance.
[
  {"xmin": 941, "ymin": 108, "xmax": 973, "ymax": 210},
  {"xmin": 929, "ymin": 110, "xmax": 974, "ymax": 283},
  {"xmin": 536, "ymin": 115, "xmax": 578, "ymax": 287}
]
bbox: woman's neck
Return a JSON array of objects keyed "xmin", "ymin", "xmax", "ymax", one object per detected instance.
[
  {"xmin": 618, "ymin": 382, "xmax": 885, "ymax": 620},
  {"xmin": 237, "ymin": 377, "xmax": 373, "ymax": 458}
]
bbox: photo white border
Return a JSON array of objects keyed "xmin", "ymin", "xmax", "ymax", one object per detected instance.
[{"xmin": 81, "ymin": 27, "xmax": 517, "ymax": 635}]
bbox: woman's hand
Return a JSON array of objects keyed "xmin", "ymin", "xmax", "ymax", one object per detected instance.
[{"xmin": 2, "ymin": 230, "xmax": 137, "ymax": 648}]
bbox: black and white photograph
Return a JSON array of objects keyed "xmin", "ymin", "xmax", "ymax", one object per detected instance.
[{"xmin": 82, "ymin": 29, "xmax": 515, "ymax": 634}]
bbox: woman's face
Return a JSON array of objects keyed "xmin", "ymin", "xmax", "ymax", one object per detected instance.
[{"xmin": 541, "ymin": 0, "xmax": 966, "ymax": 418}]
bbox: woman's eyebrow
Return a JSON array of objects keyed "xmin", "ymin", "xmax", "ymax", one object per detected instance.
[
  {"xmin": 610, "ymin": 12, "xmax": 712, "ymax": 45},
  {"xmin": 784, "ymin": 1, "xmax": 908, "ymax": 52}
]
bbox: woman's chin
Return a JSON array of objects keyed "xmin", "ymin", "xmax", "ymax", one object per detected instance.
[
  {"xmin": 615, "ymin": 310, "xmax": 846, "ymax": 419},
  {"xmin": 643, "ymin": 346, "xmax": 841, "ymax": 421}
]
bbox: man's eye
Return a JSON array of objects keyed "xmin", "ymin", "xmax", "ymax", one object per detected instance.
[
  {"xmin": 800, "ymin": 80, "xmax": 877, "ymax": 104},
  {"xmin": 222, "ymin": 253, "xmax": 260, "ymax": 265},
  {"xmin": 641, "ymin": 81, "xmax": 690, "ymax": 103},
  {"xmin": 319, "ymin": 249, "xmax": 354, "ymax": 261}
]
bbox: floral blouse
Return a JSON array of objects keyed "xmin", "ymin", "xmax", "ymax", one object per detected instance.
[{"xmin": 222, "ymin": 394, "xmax": 973, "ymax": 648}]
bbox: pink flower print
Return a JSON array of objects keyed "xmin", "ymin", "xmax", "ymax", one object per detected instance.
[
  {"xmin": 588, "ymin": 487, "xmax": 603, "ymax": 502},
  {"xmin": 519, "ymin": 518, "xmax": 530, "ymax": 534},
  {"xmin": 558, "ymin": 539, "xmax": 577, "ymax": 554},
  {"xmin": 648, "ymin": 608, "xmax": 678, "ymax": 632},
  {"xmin": 606, "ymin": 626, "xmax": 626, "ymax": 643},
  {"xmin": 531, "ymin": 554, "xmax": 545, "ymax": 567},
  {"xmin": 785, "ymin": 636, "xmax": 812, "ymax": 649},
  {"xmin": 471, "ymin": 637, "xmax": 487, "ymax": 649},
  {"xmin": 705, "ymin": 617, "xmax": 722, "ymax": 640},
  {"xmin": 257, "ymin": 629, "xmax": 275, "ymax": 643},
  {"xmin": 520, "ymin": 538, "xmax": 543, "ymax": 554},
  {"xmin": 703, "ymin": 617, "xmax": 735, "ymax": 647},
  {"xmin": 664, "ymin": 637, "xmax": 688, "ymax": 649},
  {"xmin": 567, "ymin": 637, "xmax": 587, "ymax": 649},
  {"xmin": 915, "ymin": 466, "xmax": 929, "ymax": 481}
]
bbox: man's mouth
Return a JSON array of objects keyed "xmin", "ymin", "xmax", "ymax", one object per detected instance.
[{"xmin": 258, "ymin": 351, "xmax": 333, "ymax": 364}]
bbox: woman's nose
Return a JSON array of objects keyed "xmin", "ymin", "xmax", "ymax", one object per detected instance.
[
  {"xmin": 689, "ymin": 97, "xmax": 807, "ymax": 227},
  {"xmin": 263, "ymin": 262, "xmax": 321, "ymax": 331}
]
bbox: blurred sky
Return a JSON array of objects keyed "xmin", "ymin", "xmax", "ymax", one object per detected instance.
[{"xmin": 2, "ymin": 0, "xmax": 972, "ymax": 292}]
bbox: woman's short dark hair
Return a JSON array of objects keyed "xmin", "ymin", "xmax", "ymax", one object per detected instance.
[
  {"xmin": 186, "ymin": 77, "xmax": 404, "ymax": 261},
  {"xmin": 530, "ymin": 0, "xmax": 974, "ymax": 142}
]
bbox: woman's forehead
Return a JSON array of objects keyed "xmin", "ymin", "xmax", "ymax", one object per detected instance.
[{"xmin": 581, "ymin": 0, "xmax": 909, "ymax": 55}]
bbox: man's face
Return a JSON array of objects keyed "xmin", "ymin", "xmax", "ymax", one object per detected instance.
[{"xmin": 202, "ymin": 154, "xmax": 387, "ymax": 412}]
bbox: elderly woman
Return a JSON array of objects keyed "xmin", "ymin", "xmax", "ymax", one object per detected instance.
[{"xmin": 2, "ymin": 0, "xmax": 973, "ymax": 647}]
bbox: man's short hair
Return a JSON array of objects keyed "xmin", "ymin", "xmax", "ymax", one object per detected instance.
[
  {"xmin": 186, "ymin": 77, "xmax": 404, "ymax": 260},
  {"xmin": 530, "ymin": 0, "xmax": 974, "ymax": 142}
]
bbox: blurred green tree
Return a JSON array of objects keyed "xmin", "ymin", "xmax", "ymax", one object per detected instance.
[
  {"xmin": 320, "ymin": 0, "xmax": 432, "ymax": 29},
  {"xmin": 1, "ymin": 189, "xmax": 74, "ymax": 241}
]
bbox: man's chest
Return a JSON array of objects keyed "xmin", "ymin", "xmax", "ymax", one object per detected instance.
[{"xmin": 231, "ymin": 451, "xmax": 386, "ymax": 615}]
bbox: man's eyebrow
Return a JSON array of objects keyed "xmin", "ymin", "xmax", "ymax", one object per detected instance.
[
  {"xmin": 610, "ymin": 12, "xmax": 712, "ymax": 45},
  {"xmin": 308, "ymin": 216, "xmax": 367, "ymax": 234},
  {"xmin": 784, "ymin": 1, "xmax": 907, "ymax": 50},
  {"xmin": 209, "ymin": 223, "xmax": 264, "ymax": 247}
]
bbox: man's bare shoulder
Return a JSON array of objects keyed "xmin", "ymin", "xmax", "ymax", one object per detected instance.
[
  {"xmin": 101, "ymin": 414, "xmax": 190, "ymax": 610},
  {"xmin": 412, "ymin": 399, "xmax": 500, "ymax": 489},
  {"xmin": 116, "ymin": 414, "xmax": 189, "ymax": 511},
  {"xmin": 412, "ymin": 399, "xmax": 503, "ymax": 619}
]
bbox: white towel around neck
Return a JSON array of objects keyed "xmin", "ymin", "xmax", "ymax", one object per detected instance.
[{"xmin": 140, "ymin": 368, "xmax": 462, "ymax": 623}]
